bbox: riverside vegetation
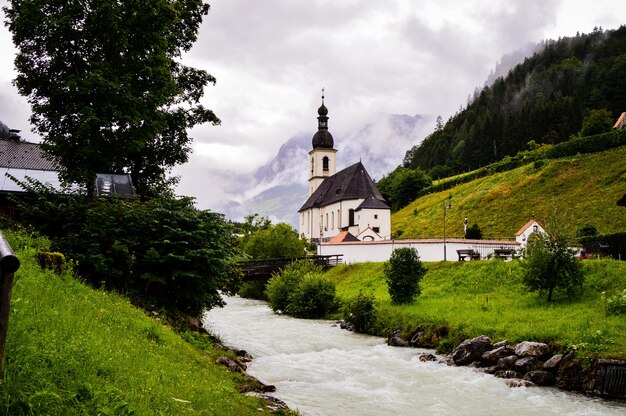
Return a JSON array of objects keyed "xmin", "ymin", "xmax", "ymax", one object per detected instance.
[{"xmin": 0, "ymin": 228, "xmax": 297, "ymax": 415}]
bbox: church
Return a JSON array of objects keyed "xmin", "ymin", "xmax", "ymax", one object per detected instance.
[{"xmin": 298, "ymin": 95, "xmax": 391, "ymax": 243}]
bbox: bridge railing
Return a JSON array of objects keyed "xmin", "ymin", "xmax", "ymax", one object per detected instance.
[{"xmin": 238, "ymin": 254, "xmax": 342, "ymax": 280}]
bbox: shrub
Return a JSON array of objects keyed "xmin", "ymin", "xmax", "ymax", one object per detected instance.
[
  {"xmin": 384, "ymin": 248, "xmax": 427, "ymax": 304},
  {"xmin": 242, "ymin": 222, "xmax": 306, "ymax": 259},
  {"xmin": 465, "ymin": 223, "xmax": 483, "ymax": 240},
  {"xmin": 604, "ymin": 289, "xmax": 626, "ymax": 316},
  {"xmin": 37, "ymin": 251, "xmax": 66, "ymax": 274},
  {"xmin": 342, "ymin": 291, "xmax": 377, "ymax": 333},
  {"xmin": 287, "ymin": 274, "xmax": 337, "ymax": 319},
  {"xmin": 238, "ymin": 280, "xmax": 268, "ymax": 300},
  {"xmin": 522, "ymin": 231, "xmax": 584, "ymax": 302},
  {"xmin": 265, "ymin": 259, "xmax": 322, "ymax": 313}
]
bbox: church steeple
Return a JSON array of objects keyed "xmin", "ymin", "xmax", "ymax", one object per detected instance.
[
  {"xmin": 312, "ymin": 88, "xmax": 334, "ymax": 149},
  {"xmin": 308, "ymin": 89, "xmax": 337, "ymax": 196}
]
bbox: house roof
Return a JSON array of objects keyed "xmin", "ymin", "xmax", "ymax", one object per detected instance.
[
  {"xmin": 299, "ymin": 161, "xmax": 389, "ymax": 211},
  {"xmin": 356, "ymin": 195, "xmax": 390, "ymax": 211},
  {"xmin": 613, "ymin": 112, "xmax": 626, "ymax": 129},
  {"xmin": 356, "ymin": 226, "xmax": 382, "ymax": 240},
  {"xmin": 0, "ymin": 138, "xmax": 57, "ymax": 170},
  {"xmin": 515, "ymin": 219, "xmax": 544, "ymax": 236},
  {"xmin": 327, "ymin": 230, "xmax": 360, "ymax": 243}
]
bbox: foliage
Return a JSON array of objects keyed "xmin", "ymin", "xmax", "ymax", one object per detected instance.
[
  {"xmin": 238, "ymin": 280, "xmax": 268, "ymax": 301},
  {"xmin": 4, "ymin": 0, "xmax": 219, "ymax": 197},
  {"xmin": 265, "ymin": 259, "xmax": 336, "ymax": 318},
  {"xmin": 328, "ymin": 259, "xmax": 626, "ymax": 358},
  {"xmin": 465, "ymin": 223, "xmax": 483, "ymax": 240},
  {"xmin": 580, "ymin": 108, "xmax": 614, "ymax": 137},
  {"xmin": 603, "ymin": 289, "xmax": 626, "ymax": 316},
  {"xmin": 402, "ymin": 26, "xmax": 626, "ymax": 177},
  {"xmin": 384, "ymin": 248, "xmax": 427, "ymax": 304},
  {"xmin": 576, "ymin": 223, "xmax": 598, "ymax": 239},
  {"xmin": 242, "ymin": 222, "xmax": 306, "ymax": 259},
  {"xmin": 579, "ymin": 232, "xmax": 626, "ymax": 260},
  {"xmin": 522, "ymin": 231, "xmax": 584, "ymax": 302},
  {"xmin": 11, "ymin": 180, "xmax": 240, "ymax": 317},
  {"xmin": 342, "ymin": 291, "xmax": 377, "ymax": 333},
  {"xmin": 377, "ymin": 166, "xmax": 432, "ymax": 211},
  {"xmin": 36, "ymin": 251, "xmax": 66, "ymax": 274},
  {"xmin": 545, "ymin": 128, "xmax": 626, "ymax": 159},
  {"xmin": 287, "ymin": 274, "xmax": 337, "ymax": 319}
]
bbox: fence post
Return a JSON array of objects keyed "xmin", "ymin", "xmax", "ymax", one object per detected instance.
[{"xmin": 0, "ymin": 231, "xmax": 20, "ymax": 379}]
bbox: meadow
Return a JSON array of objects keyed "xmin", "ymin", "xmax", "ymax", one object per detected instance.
[{"xmin": 327, "ymin": 258, "xmax": 626, "ymax": 358}]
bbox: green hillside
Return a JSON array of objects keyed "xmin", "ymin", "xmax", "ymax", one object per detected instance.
[{"xmin": 392, "ymin": 146, "xmax": 626, "ymax": 239}]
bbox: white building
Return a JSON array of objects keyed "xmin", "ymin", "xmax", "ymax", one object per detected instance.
[{"xmin": 298, "ymin": 96, "xmax": 391, "ymax": 242}]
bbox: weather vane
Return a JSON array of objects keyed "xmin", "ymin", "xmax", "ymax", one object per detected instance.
[{"xmin": 321, "ymin": 87, "xmax": 325, "ymax": 104}]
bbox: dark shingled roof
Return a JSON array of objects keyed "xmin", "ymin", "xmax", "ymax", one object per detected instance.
[
  {"xmin": 299, "ymin": 161, "xmax": 390, "ymax": 211},
  {"xmin": 0, "ymin": 139, "xmax": 57, "ymax": 171},
  {"xmin": 356, "ymin": 195, "xmax": 391, "ymax": 211}
]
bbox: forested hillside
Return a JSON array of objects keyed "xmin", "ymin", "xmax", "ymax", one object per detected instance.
[{"xmin": 403, "ymin": 26, "xmax": 626, "ymax": 176}]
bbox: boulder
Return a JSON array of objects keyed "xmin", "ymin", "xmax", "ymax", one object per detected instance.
[
  {"xmin": 514, "ymin": 341, "xmax": 550, "ymax": 358},
  {"xmin": 216, "ymin": 356, "xmax": 246, "ymax": 373},
  {"xmin": 187, "ymin": 315, "xmax": 203, "ymax": 332},
  {"xmin": 492, "ymin": 340, "xmax": 510, "ymax": 349},
  {"xmin": 514, "ymin": 356, "xmax": 539, "ymax": 374},
  {"xmin": 418, "ymin": 353, "xmax": 437, "ymax": 362},
  {"xmin": 494, "ymin": 370, "xmax": 523, "ymax": 379},
  {"xmin": 505, "ymin": 379, "xmax": 535, "ymax": 388},
  {"xmin": 523, "ymin": 370, "xmax": 556, "ymax": 386},
  {"xmin": 543, "ymin": 354, "xmax": 564, "ymax": 372},
  {"xmin": 482, "ymin": 346, "xmax": 516, "ymax": 365},
  {"xmin": 388, "ymin": 330, "xmax": 409, "ymax": 347},
  {"xmin": 452, "ymin": 336, "xmax": 493, "ymax": 366},
  {"xmin": 482, "ymin": 366, "xmax": 498, "ymax": 375},
  {"xmin": 496, "ymin": 355, "xmax": 519, "ymax": 371}
]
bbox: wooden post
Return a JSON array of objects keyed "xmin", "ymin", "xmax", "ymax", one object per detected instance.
[{"xmin": 0, "ymin": 231, "xmax": 20, "ymax": 379}]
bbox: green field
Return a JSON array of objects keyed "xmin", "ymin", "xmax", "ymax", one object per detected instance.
[
  {"xmin": 0, "ymin": 229, "xmax": 288, "ymax": 416},
  {"xmin": 327, "ymin": 259, "xmax": 626, "ymax": 358},
  {"xmin": 392, "ymin": 146, "xmax": 626, "ymax": 239}
]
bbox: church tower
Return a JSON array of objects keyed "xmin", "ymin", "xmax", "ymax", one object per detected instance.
[{"xmin": 308, "ymin": 90, "xmax": 337, "ymax": 196}]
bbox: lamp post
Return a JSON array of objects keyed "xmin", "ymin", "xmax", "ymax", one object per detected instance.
[
  {"xmin": 463, "ymin": 217, "xmax": 469, "ymax": 237},
  {"xmin": 443, "ymin": 195, "xmax": 452, "ymax": 261}
]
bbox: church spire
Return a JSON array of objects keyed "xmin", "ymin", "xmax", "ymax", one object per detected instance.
[{"xmin": 312, "ymin": 88, "xmax": 333, "ymax": 149}]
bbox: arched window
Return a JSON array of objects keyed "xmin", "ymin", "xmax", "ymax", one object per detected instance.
[
  {"xmin": 311, "ymin": 157, "xmax": 314, "ymax": 174},
  {"xmin": 348, "ymin": 209, "xmax": 355, "ymax": 227},
  {"xmin": 322, "ymin": 156, "xmax": 329, "ymax": 172},
  {"xmin": 331, "ymin": 211, "xmax": 334, "ymax": 229}
]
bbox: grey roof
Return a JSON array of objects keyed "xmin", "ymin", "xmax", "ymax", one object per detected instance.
[
  {"xmin": 356, "ymin": 195, "xmax": 391, "ymax": 211},
  {"xmin": 0, "ymin": 138, "xmax": 57, "ymax": 170},
  {"xmin": 299, "ymin": 161, "xmax": 390, "ymax": 211}
]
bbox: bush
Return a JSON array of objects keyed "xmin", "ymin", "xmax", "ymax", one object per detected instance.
[
  {"xmin": 11, "ymin": 180, "xmax": 240, "ymax": 317},
  {"xmin": 604, "ymin": 289, "xmax": 626, "ymax": 316},
  {"xmin": 242, "ymin": 222, "xmax": 306, "ymax": 259},
  {"xmin": 238, "ymin": 280, "xmax": 268, "ymax": 300},
  {"xmin": 287, "ymin": 274, "xmax": 337, "ymax": 319},
  {"xmin": 342, "ymin": 291, "xmax": 377, "ymax": 333},
  {"xmin": 522, "ymin": 231, "xmax": 584, "ymax": 302},
  {"xmin": 265, "ymin": 259, "xmax": 323, "ymax": 313},
  {"xmin": 465, "ymin": 223, "xmax": 483, "ymax": 240},
  {"xmin": 384, "ymin": 248, "xmax": 427, "ymax": 304}
]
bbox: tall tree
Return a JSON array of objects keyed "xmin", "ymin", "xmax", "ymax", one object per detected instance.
[{"xmin": 4, "ymin": 0, "xmax": 219, "ymax": 197}]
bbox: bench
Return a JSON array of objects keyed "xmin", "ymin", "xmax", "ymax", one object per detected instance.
[
  {"xmin": 457, "ymin": 249, "xmax": 480, "ymax": 261},
  {"xmin": 494, "ymin": 248, "xmax": 516, "ymax": 260}
]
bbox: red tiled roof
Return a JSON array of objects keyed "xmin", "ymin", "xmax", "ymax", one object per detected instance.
[
  {"xmin": 515, "ymin": 219, "xmax": 544, "ymax": 236},
  {"xmin": 613, "ymin": 112, "xmax": 626, "ymax": 129},
  {"xmin": 327, "ymin": 231, "xmax": 359, "ymax": 243}
]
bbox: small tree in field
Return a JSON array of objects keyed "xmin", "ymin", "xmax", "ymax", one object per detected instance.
[
  {"xmin": 384, "ymin": 248, "xmax": 427, "ymax": 304},
  {"xmin": 522, "ymin": 231, "xmax": 584, "ymax": 302}
]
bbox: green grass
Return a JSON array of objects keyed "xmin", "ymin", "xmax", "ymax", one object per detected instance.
[
  {"xmin": 393, "ymin": 146, "xmax": 626, "ymax": 239},
  {"xmin": 327, "ymin": 259, "xmax": 626, "ymax": 358},
  {"xmin": 0, "ymin": 229, "xmax": 285, "ymax": 415}
]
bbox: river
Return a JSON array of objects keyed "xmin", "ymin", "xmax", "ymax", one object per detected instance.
[{"xmin": 203, "ymin": 296, "xmax": 625, "ymax": 416}]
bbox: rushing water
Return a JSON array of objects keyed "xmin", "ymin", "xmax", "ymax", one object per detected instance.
[{"xmin": 203, "ymin": 296, "xmax": 625, "ymax": 416}]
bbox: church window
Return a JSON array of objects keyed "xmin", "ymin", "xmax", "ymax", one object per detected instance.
[
  {"xmin": 311, "ymin": 158, "xmax": 314, "ymax": 174},
  {"xmin": 323, "ymin": 156, "xmax": 329, "ymax": 172},
  {"xmin": 348, "ymin": 209, "xmax": 355, "ymax": 226},
  {"xmin": 374, "ymin": 214, "xmax": 378, "ymax": 219},
  {"xmin": 373, "ymin": 227, "xmax": 380, "ymax": 233},
  {"xmin": 331, "ymin": 211, "xmax": 334, "ymax": 229}
]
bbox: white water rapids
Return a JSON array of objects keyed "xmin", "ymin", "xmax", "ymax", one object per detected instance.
[{"xmin": 203, "ymin": 296, "xmax": 625, "ymax": 416}]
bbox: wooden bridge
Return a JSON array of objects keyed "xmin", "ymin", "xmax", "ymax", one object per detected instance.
[{"xmin": 238, "ymin": 255, "xmax": 342, "ymax": 281}]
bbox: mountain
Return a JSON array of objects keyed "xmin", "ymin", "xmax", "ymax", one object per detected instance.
[
  {"xmin": 224, "ymin": 113, "xmax": 429, "ymax": 226},
  {"xmin": 403, "ymin": 26, "xmax": 626, "ymax": 176}
]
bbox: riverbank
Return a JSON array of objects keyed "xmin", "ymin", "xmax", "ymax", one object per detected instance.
[
  {"xmin": 0, "ymin": 229, "xmax": 296, "ymax": 415},
  {"xmin": 327, "ymin": 259, "xmax": 626, "ymax": 359}
]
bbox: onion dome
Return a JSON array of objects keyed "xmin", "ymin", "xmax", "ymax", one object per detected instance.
[{"xmin": 312, "ymin": 91, "xmax": 334, "ymax": 149}]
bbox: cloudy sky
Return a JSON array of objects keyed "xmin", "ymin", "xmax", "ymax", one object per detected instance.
[{"xmin": 0, "ymin": 0, "xmax": 623, "ymax": 212}]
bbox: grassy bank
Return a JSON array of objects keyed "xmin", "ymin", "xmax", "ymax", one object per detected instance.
[
  {"xmin": 327, "ymin": 259, "xmax": 626, "ymax": 358},
  {"xmin": 0, "ymin": 229, "xmax": 287, "ymax": 415},
  {"xmin": 393, "ymin": 146, "xmax": 626, "ymax": 239}
]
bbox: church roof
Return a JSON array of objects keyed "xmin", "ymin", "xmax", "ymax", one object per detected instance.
[
  {"xmin": 327, "ymin": 230, "xmax": 360, "ymax": 243},
  {"xmin": 312, "ymin": 129, "xmax": 334, "ymax": 149},
  {"xmin": 298, "ymin": 161, "xmax": 389, "ymax": 211},
  {"xmin": 356, "ymin": 195, "xmax": 390, "ymax": 210}
]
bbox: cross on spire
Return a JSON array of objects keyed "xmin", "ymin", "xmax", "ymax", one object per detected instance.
[{"xmin": 321, "ymin": 87, "xmax": 325, "ymax": 104}]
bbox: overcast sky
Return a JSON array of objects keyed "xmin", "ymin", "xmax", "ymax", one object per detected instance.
[{"xmin": 0, "ymin": 0, "xmax": 623, "ymax": 211}]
